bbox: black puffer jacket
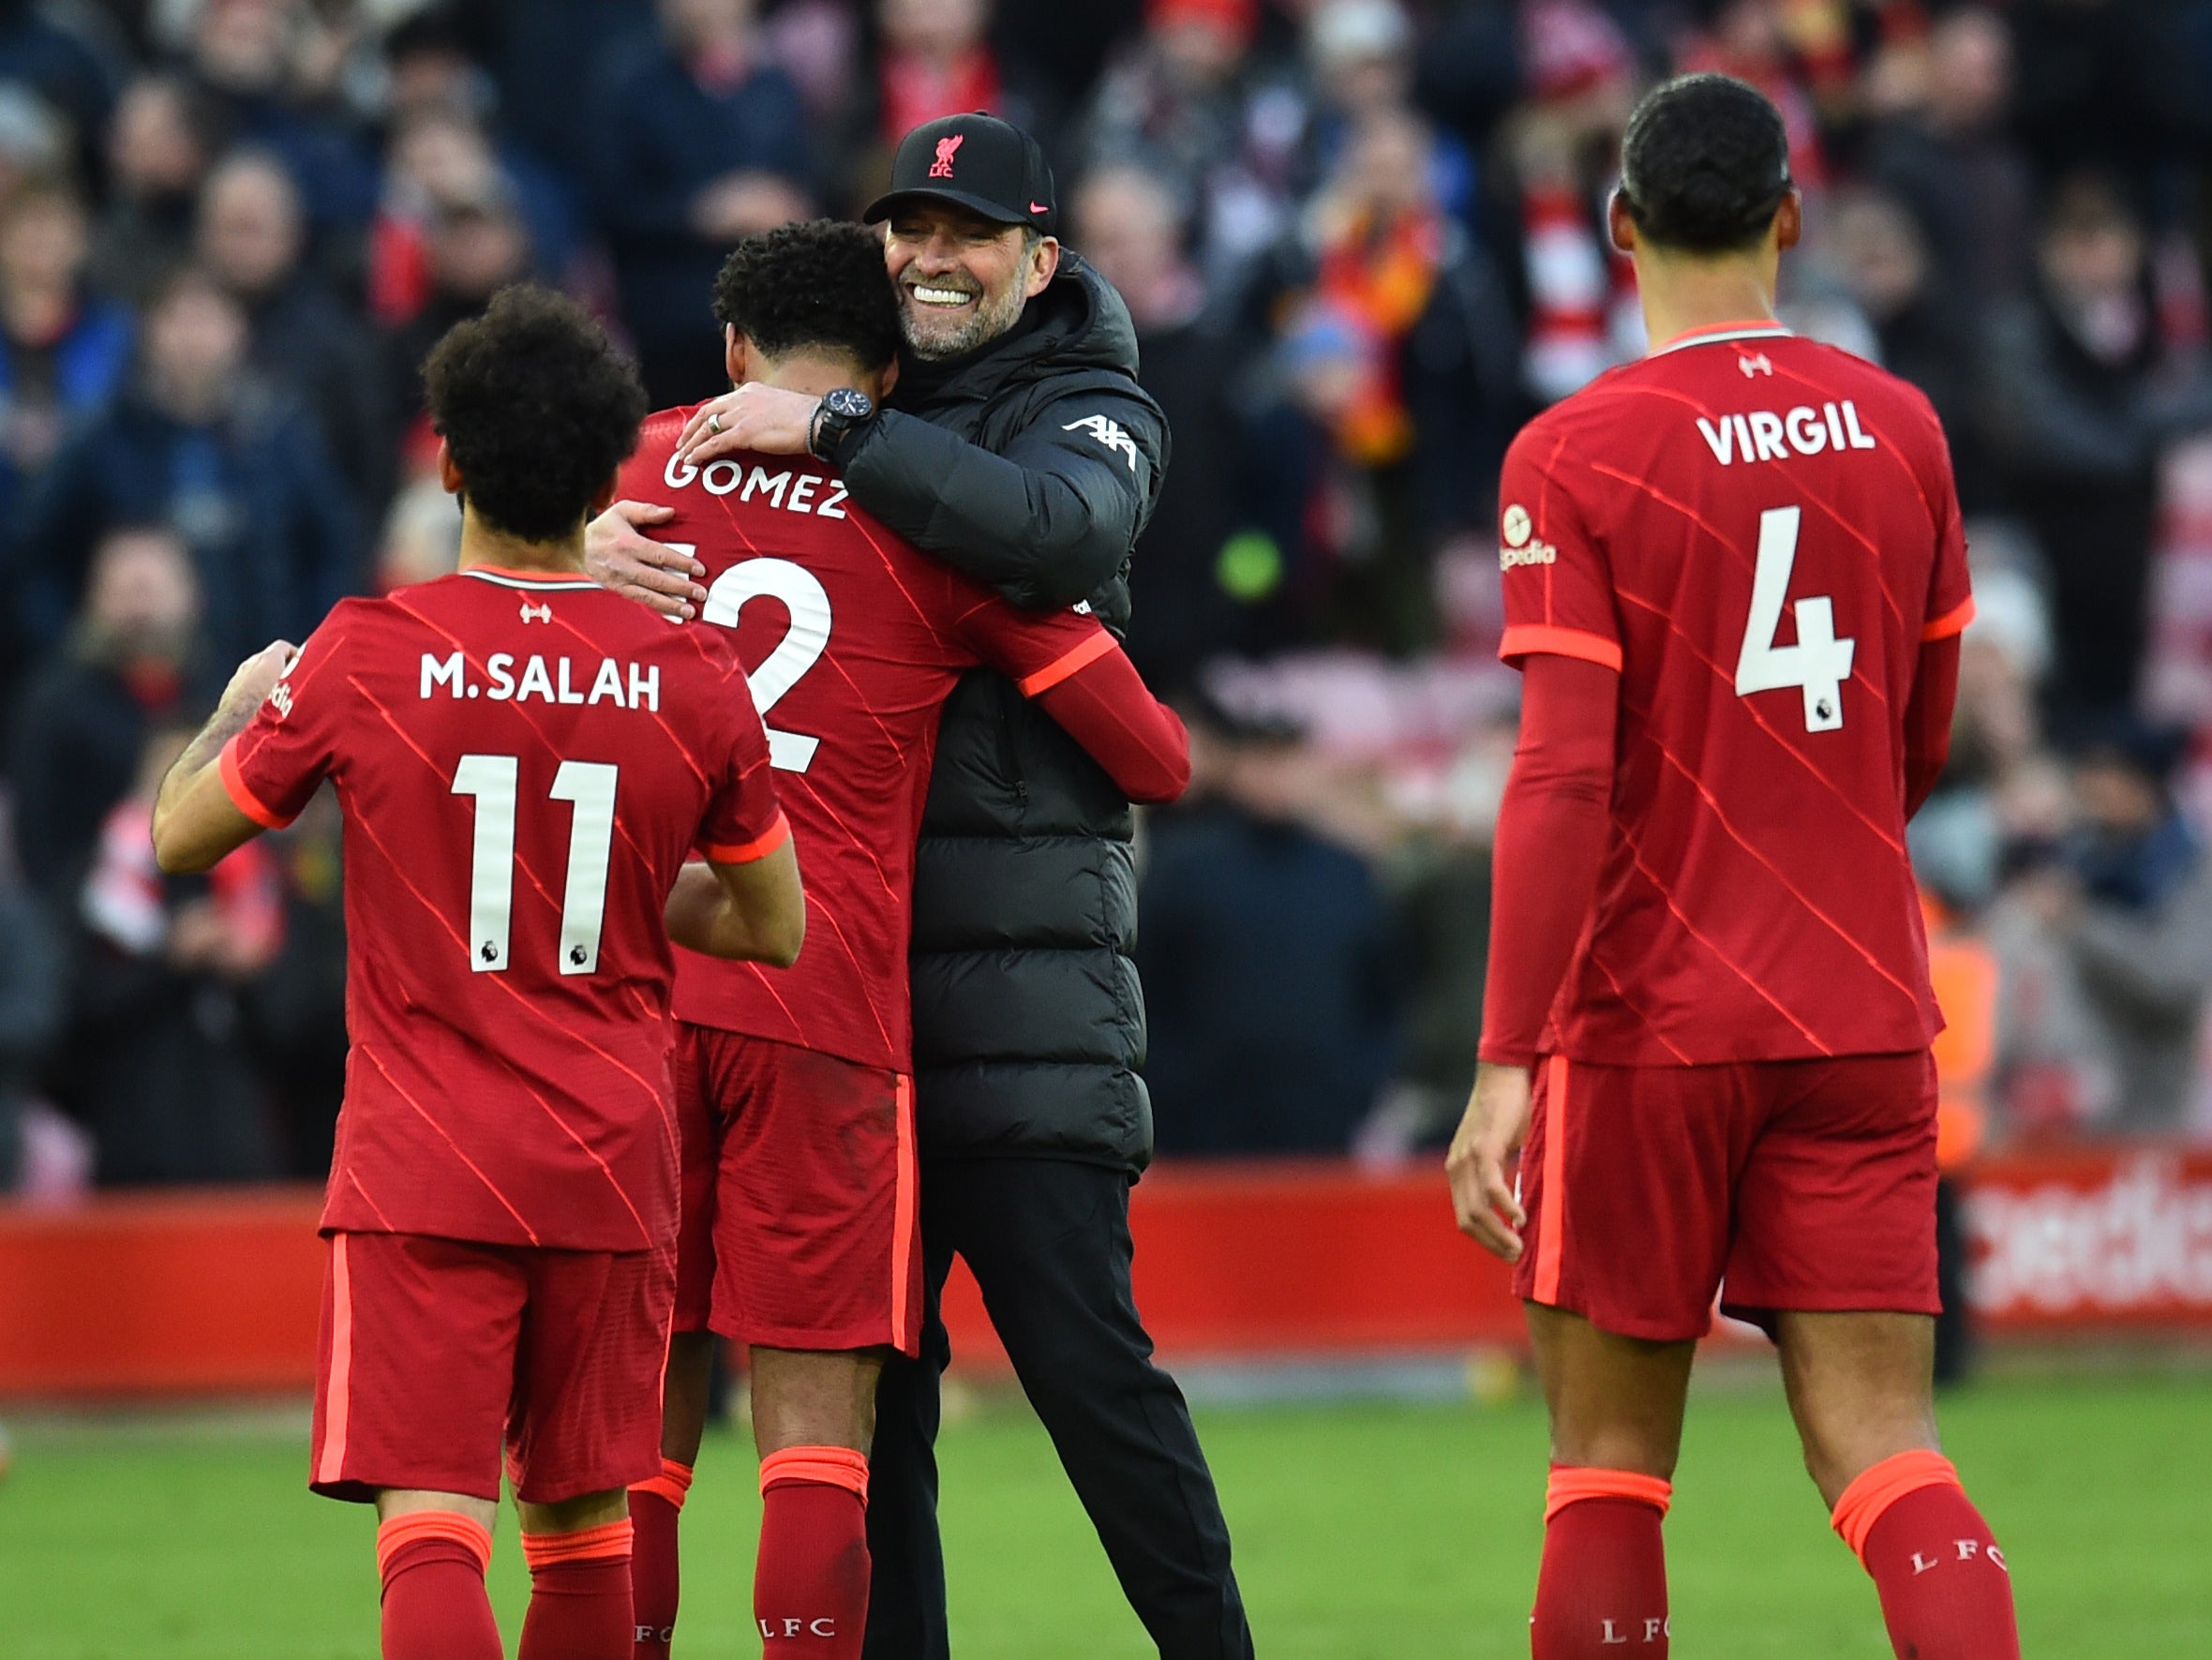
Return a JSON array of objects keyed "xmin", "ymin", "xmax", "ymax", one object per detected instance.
[{"xmin": 823, "ymin": 255, "xmax": 1168, "ymax": 1170}]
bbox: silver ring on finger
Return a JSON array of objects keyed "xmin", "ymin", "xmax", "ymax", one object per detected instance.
[{"xmin": 706, "ymin": 412, "xmax": 724, "ymax": 436}]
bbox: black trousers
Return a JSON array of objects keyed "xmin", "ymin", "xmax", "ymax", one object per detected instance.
[
  {"xmin": 862, "ymin": 1158, "xmax": 1255, "ymax": 1660},
  {"xmin": 1933, "ymin": 1174, "xmax": 1974, "ymax": 1386}
]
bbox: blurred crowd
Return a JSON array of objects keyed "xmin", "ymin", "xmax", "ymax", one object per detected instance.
[{"xmin": 2, "ymin": 0, "xmax": 2211, "ymax": 1193}]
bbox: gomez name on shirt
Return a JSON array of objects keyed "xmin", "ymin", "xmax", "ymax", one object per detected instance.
[
  {"xmin": 661, "ymin": 450, "xmax": 849, "ymax": 517},
  {"xmin": 420, "ymin": 651, "xmax": 663, "ymax": 712}
]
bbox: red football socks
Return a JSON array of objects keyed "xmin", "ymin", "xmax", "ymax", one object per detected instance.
[
  {"xmin": 378, "ymin": 1512, "xmax": 501, "ymax": 1660},
  {"xmin": 628, "ymin": 1458, "xmax": 693, "ymax": 1657},
  {"xmin": 1532, "ymin": 1468, "xmax": 1672, "ymax": 1657},
  {"xmin": 1832, "ymin": 1451, "xmax": 2021, "ymax": 1660},
  {"xmin": 755, "ymin": 1445, "xmax": 871, "ymax": 1656},
  {"xmin": 519, "ymin": 1519, "xmax": 635, "ymax": 1660}
]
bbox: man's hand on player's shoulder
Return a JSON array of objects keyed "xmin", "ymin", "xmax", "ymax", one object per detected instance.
[
  {"xmin": 675, "ymin": 383, "xmax": 821, "ymax": 466},
  {"xmin": 586, "ymin": 500, "xmax": 706, "ymax": 621},
  {"xmin": 1447, "ymin": 1061, "xmax": 1534, "ymax": 1262}
]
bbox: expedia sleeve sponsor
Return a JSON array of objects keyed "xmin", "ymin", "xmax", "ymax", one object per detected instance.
[{"xmin": 1499, "ymin": 501, "xmax": 1559, "ymax": 570}]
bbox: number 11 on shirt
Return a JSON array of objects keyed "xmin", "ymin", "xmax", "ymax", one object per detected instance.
[
  {"xmin": 1735, "ymin": 504, "xmax": 1855, "ymax": 733},
  {"xmin": 452, "ymin": 754, "xmax": 619, "ymax": 975}
]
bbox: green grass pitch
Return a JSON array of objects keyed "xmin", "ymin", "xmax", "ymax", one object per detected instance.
[{"xmin": 3, "ymin": 1372, "xmax": 2206, "ymax": 1657}]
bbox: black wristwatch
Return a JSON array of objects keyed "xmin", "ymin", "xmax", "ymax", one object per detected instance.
[{"xmin": 808, "ymin": 386, "xmax": 876, "ymax": 461}]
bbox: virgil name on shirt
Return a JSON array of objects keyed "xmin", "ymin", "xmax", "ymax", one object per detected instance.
[
  {"xmin": 1499, "ymin": 396, "xmax": 1887, "ymax": 576},
  {"xmin": 1696, "ymin": 398, "xmax": 1880, "ymax": 467}
]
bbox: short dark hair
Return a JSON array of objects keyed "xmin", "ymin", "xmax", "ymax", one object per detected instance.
[
  {"xmin": 424, "ymin": 285, "xmax": 647, "ymax": 542},
  {"xmin": 711, "ymin": 218, "xmax": 901, "ymax": 370},
  {"xmin": 1619, "ymin": 73, "xmax": 1792, "ymax": 254}
]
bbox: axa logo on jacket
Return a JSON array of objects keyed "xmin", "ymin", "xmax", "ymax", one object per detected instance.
[{"xmin": 1064, "ymin": 414, "xmax": 1139, "ymax": 472}]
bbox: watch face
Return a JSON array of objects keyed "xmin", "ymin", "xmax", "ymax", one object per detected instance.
[{"xmin": 826, "ymin": 387, "xmax": 874, "ymax": 420}]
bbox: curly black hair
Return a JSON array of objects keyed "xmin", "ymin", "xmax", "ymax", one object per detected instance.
[
  {"xmin": 711, "ymin": 218, "xmax": 901, "ymax": 370},
  {"xmin": 1619, "ymin": 74, "xmax": 1792, "ymax": 255},
  {"xmin": 424, "ymin": 284, "xmax": 647, "ymax": 542}
]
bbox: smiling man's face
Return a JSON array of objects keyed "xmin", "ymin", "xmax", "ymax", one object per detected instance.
[{"xmin": 883, "ymin": 202, "xmax": 1056, "ymax": 360}]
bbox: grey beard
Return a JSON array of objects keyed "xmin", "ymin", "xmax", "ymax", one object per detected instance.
[{"xmin": 900, "ymin": 279, "xmax": 1027, "ymax": 361}]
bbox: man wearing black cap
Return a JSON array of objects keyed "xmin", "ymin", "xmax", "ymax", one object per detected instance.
[{"xmin": 590, "ymin": 113, "xmax": 1254, "ymax": 1660}]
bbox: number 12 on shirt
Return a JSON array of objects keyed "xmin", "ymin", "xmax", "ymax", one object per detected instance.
[
  {"xmin": 452, "ymin": 755, "xmax": 618, "ymax": 975},
  {"xmin": 1735, "ymin": 504, "xmax": 1855, "ymax": 733}
]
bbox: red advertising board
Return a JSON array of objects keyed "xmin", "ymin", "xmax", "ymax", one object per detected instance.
[
  {"xmin": 1964, "ymin": 1147, "xmax": 2212, "ymax": 1330},
  {"xmin": 3, "ymin": 1148, "xmax": 2209, "ymax": 1397}
]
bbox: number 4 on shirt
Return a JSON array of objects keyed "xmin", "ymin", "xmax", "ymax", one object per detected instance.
[{"xmin": 1735, "ymin": 504, "xmax": 1855, "ymax": 732}]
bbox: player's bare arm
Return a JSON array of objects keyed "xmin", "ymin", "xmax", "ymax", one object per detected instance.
[
  {"xmin": 664, "ymin": 847, "xmax": 804, "ymax": 967},
  {"xmin": 1447, "ymin": 1061, "xmax": 1532, "ymax": 1261},
  {"xmin": 584, "ymin": 498, "xmax": 706, "ymax": 620},
  {"xmin": 149, "ymin": 637, "xmax": 297, "ymax": 874}
]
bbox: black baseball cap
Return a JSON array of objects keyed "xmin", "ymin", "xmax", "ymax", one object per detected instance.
[{"xmin": 863, "ymin": 112, "xmax": 1057, "ymax": 237}]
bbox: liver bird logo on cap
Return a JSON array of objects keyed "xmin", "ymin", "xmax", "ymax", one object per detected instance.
[{"xmin": 928, "ymin": 135, "xmax": 964, "ymax": 179}]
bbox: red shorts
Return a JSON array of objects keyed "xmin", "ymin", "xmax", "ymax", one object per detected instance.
[
  {"xmin": 673, "ymin": 1024, "xmax": 920, "ymax": 1355},
  {"xmin": 308, "ymin": 1231, "xmax": 672, "ymax": 1505},
  {"xmin": 1513, "ymin": 1052, "xmax": 1940, "ymax": 1342}
]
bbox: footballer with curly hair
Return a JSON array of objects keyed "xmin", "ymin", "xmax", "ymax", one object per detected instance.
[
  {"xmin": 150, "ymin": 285, "xmax": 804, "ymax": 1660},
  {"xmin": 599, "ymin": 218, "xmax": 1192, "ymax": 1660}
]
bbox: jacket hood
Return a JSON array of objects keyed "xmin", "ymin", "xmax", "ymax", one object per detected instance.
[
  {"xmin": 892, "ymin": 253, "xmax": 1141, "ymax": 407},
  {"xmin": 1029, "ymin": 253, "xmax": 1141, "ymax": 377}
]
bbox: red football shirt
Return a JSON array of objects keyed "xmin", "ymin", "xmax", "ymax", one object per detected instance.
[
  {"xmin": 619, "ymin": 407, "xmax": 1121, "ymax": 1072},
  {"xmin": 1496, "ymin": 322, "xmax": 1973, "ymax": 1065},
  {"xmin": 220, "ymin": 567, "xmax": 787, "ymax": 1251}
]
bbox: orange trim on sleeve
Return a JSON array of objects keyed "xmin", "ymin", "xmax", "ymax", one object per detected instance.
[
  {"xmin": 1831, "ymin": 1450, "xmax": 1960, "ymax": 1564},
  {"xmin": 218, "ymin": 735, "xmax": 293, "ymax": 830},
  {"xmin": 630, "ymin": 1457, "xmax": 695, "ymax": 1511},
  {"xmin": 1016, "ymin": 628, "xmax": 1119, "ymax": 697},
  {"xmin": 521, "ymin": 1519, "xmax": 634, "ymax": 1571},
  {"xmin": 1545, "ymin": 1466, "xmax": 1673, "ymax": 1523},
  {"xmin": 1532, "ymin": 1055, "xmax": 1571, "ymax": 1305},
  {"xmin": 699, "ymin": 810, "xmax": 790, "ymax": 866},
  {"xmin": 1500, "ymin": 624, "xmax": 1624, "ymax": 674},
  {"xmin": 1921, "ymin": 596, "xmax": 1976, "ymax": 643},
  {"xmin": 376, "ymin": 1511, "xmax": 493, "ymax": 1579},
  {"xmin": 760, "ymin": 1444, "xmax": 871, "ymax": 1504}
]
